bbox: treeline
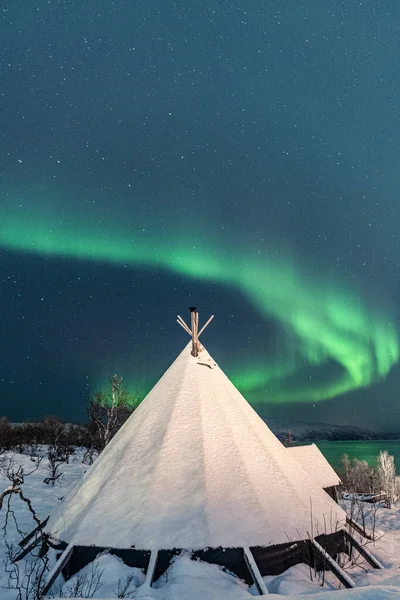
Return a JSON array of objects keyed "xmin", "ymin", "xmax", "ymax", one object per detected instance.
[{"xmin": 0, "ymin": 417, "xmax": 89, "ymax": 451}]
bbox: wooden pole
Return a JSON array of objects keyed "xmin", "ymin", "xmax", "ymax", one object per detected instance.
[
  {"xmin": 42, "ymin": 542, "xmax": 74, "ymax": 596},
  {"xmin": 343, "ymin": 530, "xmax": 384, "ymax": 569},
  {"xmin": 190, "ymin": 307, "xmax": 198, "ymax": 356},
  {"xmin": 243, "ymin": 547, "xmax": 269, "ymax": 595},
  {"xmin": 14, "ymin": 535, "xmax": 43, "ymax": 562},
  {"xmin": 311, "ymin": 539, "xmax": 356, "ymax": 589},
  {"xmin": 198, "ymin": 314, "xmax": 214, "ymax": 338},
  {"xmin": 177, "ymin": 316, "xmax": 192, "ymax": 336},
  {"xmin": 145, "ymin": 550, "xmax": 159, "ymax": 587},
  {"xmin": 346, "ymin": 517, "xmax": 374, "ymax": 541},
  {"xmin": 18, "ymin": 516, "xmax": 49, "ymax": 548}
]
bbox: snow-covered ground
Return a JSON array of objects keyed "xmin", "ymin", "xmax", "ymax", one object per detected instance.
[{"xmin": 1, "ymin": 451, "xmax": 400, "ymax": 599}]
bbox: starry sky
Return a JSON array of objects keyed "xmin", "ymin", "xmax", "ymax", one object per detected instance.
[{"xmin": 1, "ymin": 0, "xmax": 400, "ymax": 429}]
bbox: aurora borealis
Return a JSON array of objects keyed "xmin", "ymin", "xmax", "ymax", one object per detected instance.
[{"xmin": 1, "ymin": 1, "xmax": 400, "ymax": 428}]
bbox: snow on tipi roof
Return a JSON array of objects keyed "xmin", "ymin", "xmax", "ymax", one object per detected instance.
[
  {"xmin": 46, "ymin": 333, "xmax": 346, "ymax": 551},
  {"xmin": 287, "ymin": 443, "xmax": 341, "ymax": 489}
]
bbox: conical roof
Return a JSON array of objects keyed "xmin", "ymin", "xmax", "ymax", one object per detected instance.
[
  {"xmin": 45, "ymin": 342, "xmax": 345, "ymax": 550},
  {"xmin": 287, "ymin": 443, "xmax": 341, "ymax": 489}
]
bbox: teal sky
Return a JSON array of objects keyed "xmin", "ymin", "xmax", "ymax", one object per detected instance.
[{"xmin": 0, "ymin": 1, "xmax": 400, "ymax": 429}]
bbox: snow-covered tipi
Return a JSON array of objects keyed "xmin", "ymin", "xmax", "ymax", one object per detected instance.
[
  {"xmin": 30, "ymin": 309, "xmax": 382, "ymax": 595},
  {"xmin": 287, "ymin": 443, "xmax": 342, "ymax": 501}
]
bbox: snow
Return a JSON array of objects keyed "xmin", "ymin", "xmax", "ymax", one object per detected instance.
[
  {"xmin": 51, "ymin": 588, "xmax": 400, "ymax": 600},
  {"xmin": 45, "ymin": 343, "xmax": 345, "ymax": 550},
  {"xmin": 287, "ymin": 443, "xmax": 341, "ymax": 488},
  {"xmin": 264, "ymin": 563, "xmax": 336, "ymax": 595},
  {"xmin": 58, "ymin": 553, "xmax": 145, "ymax": 597},
  {"xmin": 3, "ymin": 451, "xmax": 400, "ymax": 598},
  {"xmin": 54, "ymin": 553, "xmax": 400, "ymax": 600}
]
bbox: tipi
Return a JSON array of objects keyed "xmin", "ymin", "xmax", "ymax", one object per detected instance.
[
  {"xmin": 29, "ymin": 309, "xmax": 382, "ymax": 595},
  {"xmin": 287, "ymin": 443, "xmax": 341, "ymax": 501}
]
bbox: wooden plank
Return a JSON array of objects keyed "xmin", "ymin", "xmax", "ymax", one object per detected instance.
[
  {"xmin": 18, "ymin": 516, "xmax": 49, "ymax": 548},
  {"xmin": 243, "ymin": 547, "xmax": 269, "ymax": 595},
  {"xmin": 343, "ymin": 530, "xmax": 384, "ymax": 569},
  {"xmin": 42, "ymin": 542, "xmax": 74, "ymax": 597},
  {"xmin": 145, "ymin": 550, "xmax": 158, "ymax": 587},
  {"xmin": 346, "ymin": 517, "xmax": 374, "ymax": 541},
  {"xmin": 311, "ymin": 539, "xmax": 356, "ymax": 589}
]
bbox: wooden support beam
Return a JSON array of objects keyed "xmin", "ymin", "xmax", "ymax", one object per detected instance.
[
  {"xmin": 177, "ymin": 315, "xmax": 192, "ymax": 336},
  {"xmin": 243, "ymin": 547, "xmax": 269, "ymax": 595},
  {"xmin": 145, "ymin": 550, "xmax": 158, "ymax": 587},
  {"xmin": 18, "ymin": 516, "xmax": 49, "ymax": 548},
  {"xmin": 42, "ymin": 542, "xmax": 74, "ymax": 597},
  {"xmin": 346, "ymin": 517, "xmax": 374, "ymax": 541},
  {"xmin": 198, "ymin": 314, "xmax": 214, "ymax": 338},
  {"xmin": 311, "ymin": 539, "xmax": 356, "ymax": 589},
  {"xmin": 343, "ymin": 530, "xmax": 384, "ymax": 569},
  {"xmin": 14, "ymin": 534, "xmax": 42, "ymax": 562},
  {"xmin": 177, "ymin": 309, "xmax": 214, "ymax": 348}
]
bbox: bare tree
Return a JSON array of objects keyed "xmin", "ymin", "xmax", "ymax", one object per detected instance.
[
  {"xmin": 87, "ymin": 375, "xmax": 140, "ymax": 452},
  {"xmin": 40, "ymin": 417, "xmax": 68, "ymax": 486},
  {"xmin": 0, "ymin": 457, "xmax": 42, "ymax": 527},
  {"xmin": 339, "ymin": 454, "xmax": 351, "ymax": 489},
  {"xmin": 0, "ymin": 457, "xmax": 49, "ymax": 599},
  {"xmin": 377, "ymin": 450, "xmax": 396, "ymax": 508},
  {"xmin": 282, "ymin": 430, "xmax": 294, "ymax": 447}
]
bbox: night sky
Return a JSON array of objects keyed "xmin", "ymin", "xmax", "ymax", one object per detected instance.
[{"xmin": 1, "ymin": 1, "xmax": 400, "ymax": 429}]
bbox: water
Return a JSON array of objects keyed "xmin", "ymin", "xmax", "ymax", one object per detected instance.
[{"xmin": 296, "ymin": 440, "xmax": 400, "ymax": 472}]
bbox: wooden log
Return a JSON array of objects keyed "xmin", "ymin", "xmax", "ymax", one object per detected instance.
[
  {"xmin": 311, "ymin": 539, "xmax": 356, "ymax": 589},
  {"xmin": 42, "ymin": 542, "xmax": 74, "ymax": 597},
  {"xmin": 343, "ymin": 530, "xmax": 384, "ymax": 569},
  {"xmin": 243, "ymin": 547, "xmax": 269, "ymax": 595}
]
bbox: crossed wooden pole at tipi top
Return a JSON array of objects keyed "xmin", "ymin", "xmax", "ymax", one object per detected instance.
[{"xmin": 177, "ymin": 307, "xmax": 214, "ymax": 357}]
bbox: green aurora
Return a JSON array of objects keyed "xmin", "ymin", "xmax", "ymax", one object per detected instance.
[{"xmin": 1, "ymin": 198, "xmax": 398, "ymax": 405}]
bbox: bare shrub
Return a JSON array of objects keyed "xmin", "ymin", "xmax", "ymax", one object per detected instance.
[
  {"xmin": 340, "ymin": 449, "xmax": 399, "ymax": 508},
  {"xmin": 50, "ymin": 562, "xmax": 104, "ymax": 598},
  {"xmin": 339, "ymin": 454, "xmax": 377, "ymax": 494},
  {"xmin": 3, "ymin": 540, "xmax": 49, "ymax": 600},
  {"xmin": 115, "ymin": 573, "xmax": 137, "ymax": 598}
]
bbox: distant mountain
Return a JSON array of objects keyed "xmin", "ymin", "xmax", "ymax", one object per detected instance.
[{"xmin": 263, "ymin": 417, "xmax": 398, "ymax": 442}]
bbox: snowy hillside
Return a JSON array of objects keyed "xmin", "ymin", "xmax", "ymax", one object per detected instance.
[{"xmin": 265, "ymin": 418, "xmax": 380, "ymax": 441}]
